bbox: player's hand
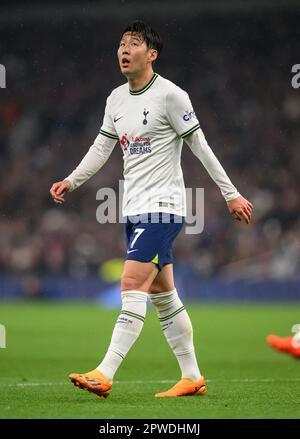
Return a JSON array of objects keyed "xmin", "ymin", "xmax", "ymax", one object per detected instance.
[
  {"xmin": 50, "ymin": 180, "xmax": 71, "ymax": 204},
  {"xmin": 227, "ymin": 195, "xmax": 253, "ymax": 225}
]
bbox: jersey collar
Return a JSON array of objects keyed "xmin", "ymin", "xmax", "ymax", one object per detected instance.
[{"xmin": 129, "ymin": 73, "xmax": 158, "ymax": 96}]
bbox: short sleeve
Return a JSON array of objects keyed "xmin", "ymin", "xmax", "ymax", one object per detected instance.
[
  {"xmin": 166, "ymin": 88, "xmax": 200, "ymax": 138},
  {"xmin": 99, "ymin": 94, "xmax": 119, "ymax": 141}
]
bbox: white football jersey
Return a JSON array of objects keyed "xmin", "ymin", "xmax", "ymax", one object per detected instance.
[
  {"xmin": 66, "ymin": 73, "xmax": 240, "ymax": 216},
  {"xmin": 99, "ymin": 73, "xmax": 200, "ymax": 216}
]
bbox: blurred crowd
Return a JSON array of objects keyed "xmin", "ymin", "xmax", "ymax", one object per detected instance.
[{"xmin": 0, "ymin": 12, "xmax": 299, "ymax": 283}]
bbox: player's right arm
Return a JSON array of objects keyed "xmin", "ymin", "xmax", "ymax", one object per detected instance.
[{"xmin": 50, "ymin": 94, "xmax": 119, "ymax": 204}]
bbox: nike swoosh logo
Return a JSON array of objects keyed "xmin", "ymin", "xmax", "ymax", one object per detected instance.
[
  {"xmin": 114, "ymin": 116, "xmax": 123, "ymax": 123},
  {"xmin": 127, "ymin": 249, "xmax": 139, "ymax": 254}
]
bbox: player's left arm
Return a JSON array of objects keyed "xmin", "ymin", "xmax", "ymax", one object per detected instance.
[
  {"xmin": 166, "ymin": 88, "xmax": 253, "ymax": 225},
  {"xmin": 185, "ymin": 128, "xmax": 253, "ymax": 224}
]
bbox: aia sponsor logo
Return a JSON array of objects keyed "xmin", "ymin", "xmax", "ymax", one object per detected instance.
[
  {"xmin": 120, "ymin": 134, "xmax": 130, "ymax": 152},
  {"xmin": 120, "ymin": 134, "xmax": 152, "ymax": 156}
]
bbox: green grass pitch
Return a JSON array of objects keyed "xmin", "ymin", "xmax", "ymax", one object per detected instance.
[{"xmin": 0, "ymin": 301, "xmax": 299, "ymax": 419}]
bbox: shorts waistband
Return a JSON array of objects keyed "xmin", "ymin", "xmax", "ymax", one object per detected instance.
[{"xmin": 124, "ymin": 212, "xmax": 184, "ymax": 224}]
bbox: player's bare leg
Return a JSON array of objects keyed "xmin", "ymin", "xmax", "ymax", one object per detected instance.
[
  {"xmin": 69, "ymin": 260, "xmax": 158, "ymax": 398},
  {"xmin": 120, "ymin": 259, "xmax": 159, "ymax": 292},
  {"xmin": 149, "ymin": 264, "xmax": 207, "ymax": 397},
  {"xmin": 149, "ymin": 263, "xmax": 175, "ymax": 293}
]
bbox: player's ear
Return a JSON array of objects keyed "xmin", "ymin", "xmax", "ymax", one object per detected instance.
[{"xmin": 148, "ymin": 49, "xmax": 158, "ymax": 63}]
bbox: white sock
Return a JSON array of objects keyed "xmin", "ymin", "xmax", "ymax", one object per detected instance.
[
  {"xmin": 97, "ymin": 290, "xmax": 148, "ymax": 381},
  {"xmin": 150, "ymin": 288, "xmax": 201, "ymax": 381}
]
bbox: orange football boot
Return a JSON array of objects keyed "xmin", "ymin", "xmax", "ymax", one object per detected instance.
[
  {"xmin": 69, "ymin": 369, "xmax": 112, "ymax": 398},
  {"xmin": 266, "ymin": 335, "xmax": 300, "ymax": 358},
  {"xmin": 155, "ymin": 377, "xmax": 207, "ymax": 398}
]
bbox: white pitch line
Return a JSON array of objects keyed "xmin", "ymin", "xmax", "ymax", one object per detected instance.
[
  {"xmin": 0, "ymin": 378, "xmax": 300, "ymax": 388},
  {"xmin": 0, "ymin": 382, "xmax": 67, "ymax": 388}
]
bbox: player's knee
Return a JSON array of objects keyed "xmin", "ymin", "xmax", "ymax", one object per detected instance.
[
  {"xmin": 149, "ymin": 283, "xmax": 164, "ymax": 294},
  {"xmin": 149, "ymin": 278, "xmax": 175, "ymax": 294},
  {"xmin": 121, "ymin": 275, "xmax": 140, "ymax": 291}
]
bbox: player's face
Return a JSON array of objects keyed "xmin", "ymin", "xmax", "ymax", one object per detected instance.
[{"xmin": 118, "ymin": 32, "xmax": 156, "ymax": 77}]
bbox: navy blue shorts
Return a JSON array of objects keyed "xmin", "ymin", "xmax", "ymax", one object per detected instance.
[{"xmin": 124, "ymin": 212, "xmax": 184, "ymax": 271}]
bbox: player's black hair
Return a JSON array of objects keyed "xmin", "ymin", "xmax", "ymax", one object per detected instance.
[{"xmin": 121, "ymin": 20, "xmax": 163, "ymax": 57}]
